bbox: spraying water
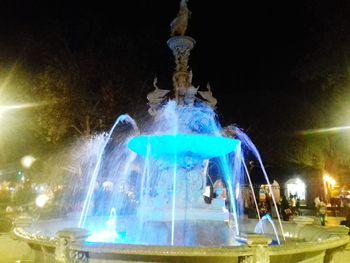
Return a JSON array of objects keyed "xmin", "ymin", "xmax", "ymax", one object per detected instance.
[
  {"xmin": 233, "ymin": 127, "xmax": 285, "ymax": 242},
  {"xmin": 86, "ymin": 208, "xmax": 120, "ymax": 243},
  {"xmin": 73, "ymin": 101, "xmax": 283, "ymax": 246},
  {"xmin": 254, "ymin": 214, "xmax": 280, "ymax": 245},
  {"xmin": 78, "ymin": 114, "xmax": 139, "ymax": 228}
]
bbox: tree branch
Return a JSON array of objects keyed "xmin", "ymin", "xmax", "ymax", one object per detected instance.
[{"xmin": 71, "ymin": 125, "xmax": 83, "ymax": 136}]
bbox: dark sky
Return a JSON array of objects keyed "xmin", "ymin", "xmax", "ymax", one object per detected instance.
[{"xmin": 0, "ymin": 0, "xmax": 348, "ymax": 135}]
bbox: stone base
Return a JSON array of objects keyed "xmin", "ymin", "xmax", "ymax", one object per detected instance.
[{"xmin": 235, "ymin": 233, "xmax": 272, "ymax": 246}]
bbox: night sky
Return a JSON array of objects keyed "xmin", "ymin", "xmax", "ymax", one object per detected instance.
[{"xmin": 1, "ymin": 0, "xmax": 350, "ymax": 159}]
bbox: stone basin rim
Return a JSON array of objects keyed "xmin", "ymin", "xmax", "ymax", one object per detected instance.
[{"xmin": 13, "ymin": 226, "xmax": 350, "ymax": 257}]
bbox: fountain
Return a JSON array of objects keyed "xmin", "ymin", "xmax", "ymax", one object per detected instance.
[{"xmin": 13, "ymin": 1, "xmax": 349, "ymax": 262}]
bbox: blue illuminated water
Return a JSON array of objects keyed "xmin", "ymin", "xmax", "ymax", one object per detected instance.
[
  {"xmin": 233, "ymin": 127, "xmax": 285, "ymax": 242},
  {"xmin": 128, "ymin": 134, "xmax": 240, "ymax": 165},
  {"xmin": 74, "ymin": 100, "xmax": 283, "ymax": 246},
  {"xmin": 254, "ymin": 214, "xmax": 280, "ymax": 244},
  {"xmin": 85, "ymin": 208, "xmax": 120, "ymax": 243},
  {"xmin": 78, "ymin": 115, "xmax": 139, "ymax": 228}
]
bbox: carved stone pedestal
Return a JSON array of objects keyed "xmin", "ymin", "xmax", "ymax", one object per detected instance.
[
  {"xmin": 235, "ymin": 233, "xmax": 272, "ymax": 246},
  {"xmin": 55, "ymin": 228, "xmax": 90, "ymax": 263},
  {"xmin": 167, "ymin": 36, "xmax": 196, "ymax": 103},
  {"xmin": 236, "ymin": 234, "xmax": 271, "ymax": 263}
]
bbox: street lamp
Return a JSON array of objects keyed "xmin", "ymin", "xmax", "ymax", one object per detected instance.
[
  {"xmin": 0, "ymin": 102, "xmax": 42, "ymax": 128},
  {"xmin": 323, "ymin": 173, "xmax": 336, "ymax": 203},
  {"xmin": 323, "ymin": 174, "xmax": 336, "ymax": 187},
  {"xmin": 35, "ymin": 193, "xmax": 49, "ymax": 208},
  {"xmin": 21, "ymin": 155, "xmax": 36, "ymax": 169}
]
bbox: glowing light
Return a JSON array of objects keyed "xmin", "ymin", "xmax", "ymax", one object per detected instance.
[
  {"xmin": 0, "ymin": 102, "xmax": 42, "ymax": 114},
  {"xmin": 286, "ymin": 178, "xmax": 306, "ymax": 200},
  {"xmin": 21, "ymin": 155, "xmax": 36, "ymax": 168},
  {"xmin": 0, "ymin": 101, "xmax": 48, "ymax": 128},
  {"xmin": 35, "ymin": 194, "xmax": 49, "ymax": 208},
  {"xmin": 324, "ymin": 174, "xmax": 336, "ymax": 187},
  {"xmin": 329, "ymin": 178, "xmax": 336, "ymax": 186},
  {"xmin": 299, "ymin": 125, "xmax": 350, "ymax": 135}
]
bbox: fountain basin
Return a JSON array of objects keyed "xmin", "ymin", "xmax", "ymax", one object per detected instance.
[{"xmin": 13, "ymin": 217, "xmax": 350, "ymax": 263}]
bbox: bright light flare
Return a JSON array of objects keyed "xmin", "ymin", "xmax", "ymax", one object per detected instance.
[
  {"xmin": 323, "ymin": 174, "xmax": 330, "ymax": 182},
  {"xmin": 21, "ymin": 155, "xmax": 36, "ymax": 168},
  {"xmin": 299, "ymin": 125, "xmax": 350, "ymax": 135},
  {"xmin": 0, "ymin": 102, "xmax": 45, "ymax": 125},
  {"xmin": 35, "ymin": 194, "xmax": 49, "ymax": 208},
  {"xmin": 323, "ymin": 174, "xmax": 336, "ymax": 187},
  {"xmin": 0, "ymin": 102, "xmax": 42, "ymax": 114}
]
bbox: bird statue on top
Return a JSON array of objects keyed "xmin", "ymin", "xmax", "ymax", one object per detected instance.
[
  {"xmin": 147, "ymin": 77, "xmax": 170, "ymax": 116},
  {"xmin": 170, "ymin": 0, "xmax": 191, "ymax": 36}
]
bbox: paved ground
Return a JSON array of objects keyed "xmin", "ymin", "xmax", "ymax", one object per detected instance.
[{"xmin": 0, "ymin": 232, "xmax": 33, "ymax": 262}]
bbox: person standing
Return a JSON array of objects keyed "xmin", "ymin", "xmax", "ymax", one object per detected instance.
[
  {"xmin": 280, "ymin": 195, "xmax": 291, "ymax": 221},
  {"xmin": 318, "ymin": 198, "xmax": 327, "ymax": 226}
]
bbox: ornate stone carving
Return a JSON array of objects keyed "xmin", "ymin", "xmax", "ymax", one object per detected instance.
[
  {"xmin": 69, "ymin": 250, "xmax": 89, "ymax": 263},
  {"xmin": 55, "ymin": 228, "xmax": 90, "ymax": 262},
  {"xmin": 167, "ymin": 1, "xmax": 218, "ymax": 108},
  {"xmin": 167, "ymin": 36, "xmax": 196, "ymax": 103},
  {"xmin": 147, "ymin": 77, "xmax": 170, "ymax": 116},
  {"xmin": 13, "ymin": 227, "xmax": 57, "ymax": 246},
  {"xmin": 254, "ymin": 245, "xmax": 270, "ymax": 263},
  {"xmin": 55, "ymin": 235, "xmax": 69, "ymax": 262},
  {"xmin": 198, "ymin": 82, "xmax": 218, "ymax": 107},
  {"xmin": 170, "ymin": 0, "xmax": 191, "ymax": 37},
  {"xmin": 168, "ymin": 37, "xmax": 195, "ymax": 74},
  {"xmin": 183, "ymin": 84, "xmax": 199, "ymax": 105}
]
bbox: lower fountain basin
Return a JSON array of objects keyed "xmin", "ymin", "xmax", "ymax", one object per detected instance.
[{"xmin": 13, "ymin": 216, "xmax": 350, "ymax": 263}]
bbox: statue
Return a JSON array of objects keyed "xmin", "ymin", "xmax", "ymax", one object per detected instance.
[
  {"xmin": 170, "ymin": 0, "xmax": 191, "ymax": 36},
  {"xmin": 198, "ymin": 82, "xmax": 217, "ymax": 108},
  {"xmin": 147, "ymin": 77, "xmax": 170, "ymax": 116},
  {"xmin": 183, "ymin": 85, "xmax": 199, "ymax": 105}
]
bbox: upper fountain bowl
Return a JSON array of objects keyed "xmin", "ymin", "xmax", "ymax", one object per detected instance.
[{"xmin": 128, "ymin": 134, "xmax": 240, "ymax": 166}]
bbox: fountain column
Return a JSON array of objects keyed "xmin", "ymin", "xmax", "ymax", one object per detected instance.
[
  {"xmin": 167, "ymin": 36, "xmax": 196, "ymax": 103},
  {"xmin": 167, "ymin": 0, "xmax": 197, "ymax": 105}
]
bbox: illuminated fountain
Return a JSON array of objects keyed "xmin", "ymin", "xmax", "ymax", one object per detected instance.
[{"xmin": 14, "ymin": 1, "xmax": 349, "ymax": 262}]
